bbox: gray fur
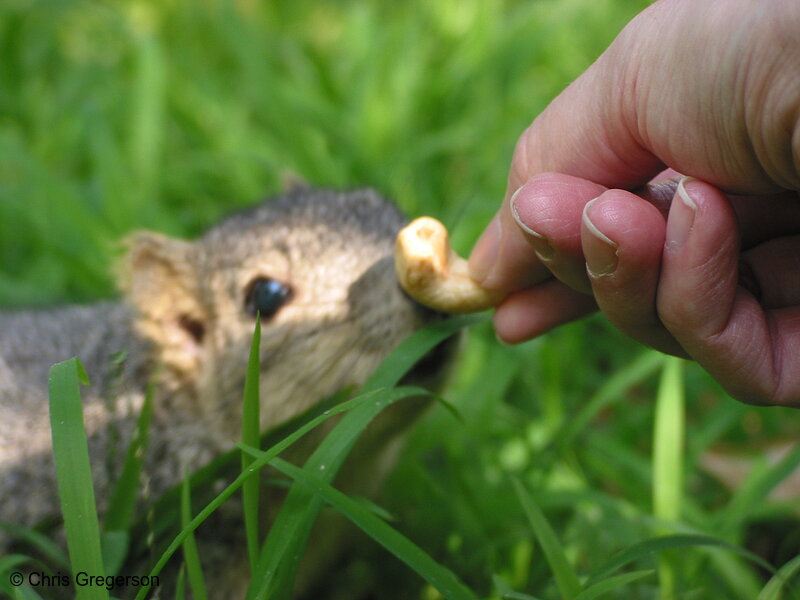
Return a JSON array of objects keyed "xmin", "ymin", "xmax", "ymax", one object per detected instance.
[{"xmin": 0, "ymin": 188, "xmax": 435, "ymax": 597}]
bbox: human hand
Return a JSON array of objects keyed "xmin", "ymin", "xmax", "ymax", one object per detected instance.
[{"xmin": 468, "ymin": 0, "xmax": 800, "ymax": 405}]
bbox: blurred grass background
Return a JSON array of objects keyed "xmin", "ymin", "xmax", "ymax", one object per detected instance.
[{"xmin": 2, "ymin": 0, "xmax": 800, "ymax": 598}]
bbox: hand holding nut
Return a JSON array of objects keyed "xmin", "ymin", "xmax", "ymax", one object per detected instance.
[{"xmin": 395, "ymin": 217, "xmax": 507, "ymax": 314}]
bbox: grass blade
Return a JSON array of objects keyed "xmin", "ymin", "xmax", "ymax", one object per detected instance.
[
  {"xmin": 263, "ymin": 455, "xmax": 478, "ymax": 600},
  {"xmin": 100, "ymin": 530, "xmax": 128, "ymax": 577},
  {"xmin": 248, "ymin": 315, "xmax": 481, "ymax": 600},
  {"xmin": 11, "ymin": 584, "xmax": 44, "ymax": 600},
  {"xmin": 104, "ymin": 382, "xmax": 154, "ymax": 532},
  {"xmin": 585, "ymin": 534, "xmax": 774, "ymax": 587},
  {"xmin": 174, "ymin": 566, "xmax": 186, "ymax": 600},
  {"xmin": 652, "ymin": 357, "xmax": 684, "ymax": 598},
  {"xmin": 574, "ymin": 569, "xmax": 654, "ymax": 600},
  {"xmin": 559, "ymin": 350, "xmax": 664, "ymax": 447},
  {"xmin": 48, "ymin": 358, "xmax": 108, "ymax": 600},
  {"xmin": 180, "ymin": 476, "xmax": 207, "ymax": 600},
  {"xmin": 135, "ymin": 389, "xmax": 352, "ymax": 549},
  {"xmin": 653, "ymin": 357, "xmax": 685, "ymax": 521},
  {"xmin": 100, "ymin": 381, "xmax": 155, "ymax": 576},
  {"xmin": 758, "ymin": 553, "xmax": 800, "ymax": 600},
  {"xmin": 722, "ymin": 443, "xmax": 800, "ymax": 535},
  {"xmin": 0, "ymin": 554, "xmax": 41, "ymax": 600},
  {"xmin": 132, "ymin": 385, "xmax": 431, "ymax": 600},
  {"xmin": 0, "ymin": 555, "xmax": 44, "ymax": 599},
  {"xmin": 0, "ymin": 554, "xmax": 35, "ymax": 577},
  {"xmin": 241, "ymin": 318, "xmax": 262, "ymax": 572},
  {"xmin": 129, "ymin": 24, "xmax": 166, "ymax": 207},
  {"xmin": 512, "ymin": 478, "xmax": 582, "ymax": 600},
  {"xmin": 706, "ymin": 547, "xmax": 764, "ymax": 600},
  {"xmin": 247, "ymin": 387, "xmax": 436, "ymax": 599},
  {"xmin": 0, "ymin": 524, "xmax": 70, "ymax": 570},
  {"xmin": 365, "ymin": 315, "xmax": 486, "ymax": 392}
]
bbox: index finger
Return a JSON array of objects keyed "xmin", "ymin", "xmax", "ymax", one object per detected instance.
[{"xmin": 469, "ymin": 19, "xmax": 663, "ymax": 291}]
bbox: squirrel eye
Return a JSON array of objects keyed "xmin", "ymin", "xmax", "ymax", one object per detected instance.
[{"xmin": 245, "ymin": 277, "xmax": 292, "ymax": 320}]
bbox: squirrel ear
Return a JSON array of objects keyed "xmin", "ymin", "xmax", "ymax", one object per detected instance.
[
  {"xmin": 120, "ymin": 231, "xmax": 207, "ymax": 382},
  {"xmin": 279, "ymin": 171, "xmax": 311, "ymax": 193}
]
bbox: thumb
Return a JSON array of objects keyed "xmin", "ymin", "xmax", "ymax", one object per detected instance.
[
  {"xmin": 469, "ymin": 15, "xmax": 663, "ymax": 290},
  {"xmin": 470, "ymin": 47, "xmax": 663, "ymax": 291}
]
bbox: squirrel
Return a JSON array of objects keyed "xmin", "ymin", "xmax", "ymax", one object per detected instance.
[{"xmin": 0, "ymin": 187, "xmax": 446, "ymax": 598}]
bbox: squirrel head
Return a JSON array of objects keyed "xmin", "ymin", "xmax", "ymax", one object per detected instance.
[{"xmin": 120, "ymin": 188, "xmax": 437, "ymax": 443}]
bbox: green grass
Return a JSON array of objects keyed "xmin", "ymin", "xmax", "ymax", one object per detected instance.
[
  {"xmin": 653, "ymin": 358, "xmax": 685, "ymax": 598},
  {"xmin": 4, "ymin": 0, "xmax": 800, "ymax": 599},
  {"xmin": 513, "ymin": 478, "xmax": 582, "ymax": 599},
  {"xmin": 246, "ymin": 315, "xmax": 480, "ymax": 600},
  {"xmin": 37, "ymin": 320, "xmax": 800, "ymax": 599},
  {"xmin": 48, "ymin": 359, "xmax": 108, "ymax": 600},
  {"xmin": 241, "ymin": 317, "xmax": 263, "ymax": 574},
  {"xmin": 180, "ymin": 475, "xmax": 208, "ymax": 600},
  {"xmin": 267, "ymin": 455, "xmax": 478, "ymax": 600}
]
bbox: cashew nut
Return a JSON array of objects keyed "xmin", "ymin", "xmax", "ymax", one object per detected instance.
[{"xmin": 395, "ymin": 217, "xmax": 507, "ymax": 314}]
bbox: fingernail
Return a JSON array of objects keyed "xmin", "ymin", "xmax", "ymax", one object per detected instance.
[
  {"xmin": 582, "ymin": 197, "xmax": 619, "ymax": 277},
  {"xmin": 469, "ymin": 213, "xmax": 501, "ymax": 283},
  {"xmin": 665, "ymin": 176, "xmax": 697, "ymax": 251},
  {"xmin": 511, "ymin": 189, "xmax": 555, "ymax": 261}
]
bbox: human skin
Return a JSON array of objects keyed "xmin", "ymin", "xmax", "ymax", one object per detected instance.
[{"xmin": 468, "ymin": 0, "xmax": 800, "ymax": 406}]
